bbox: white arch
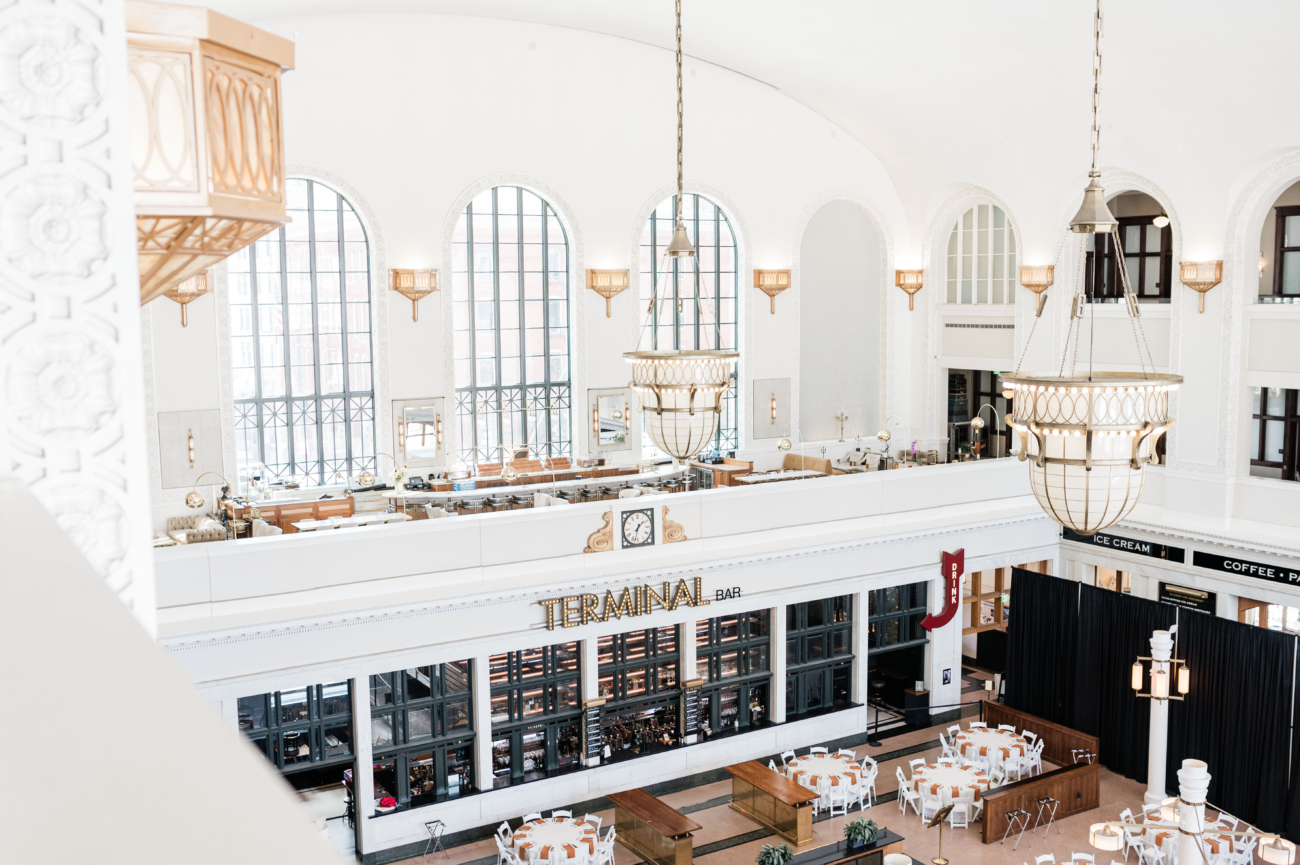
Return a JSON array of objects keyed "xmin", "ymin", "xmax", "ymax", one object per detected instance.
[
  {"xmin": 439, "ymin": 172, "xmax": 586, "ymax": 462},
  {"xmin": 629, "ymin": 181, "xmax": 751, "ymax": 450},
  {"xmin": 1220, "ymin": 148, "xmax": 1300, "ymax": 477},
  {"xmin": 789, "ymin": 188, "xmax": 896, "ymax": 445},
  {"xmin": 920, "ymin": 184, "xmax": 1026, "ymax": 444}
]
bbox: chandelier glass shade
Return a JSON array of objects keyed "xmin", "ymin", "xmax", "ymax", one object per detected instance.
[
  {"xmin": 1001, "ymin": 372, "xmax": 1182, "ymax": 534},
  {"xmin": 627, "ymin": 350, "xmax": 737, "ymax": 460}
]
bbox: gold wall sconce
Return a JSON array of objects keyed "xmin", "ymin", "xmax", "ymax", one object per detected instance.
[
  {"xmin": 1179, "ymin": 260, "xmax": 1223, "ymax": 313},
  {"xmin": 587, "ymin": 269, "xmax": 630, "ymax": 317},
  {"xmin": 754, "ymin": 269, "xmax": 791, "ymax": 314},
  {"xmin": 895, "ymin": 270, "xmax": 923, "ymax": 310},
  {"xmin": 389, "ymin": 269, "xmax": 438, "ymax": 321},
  {"xmin": 187, "ymin": 429, "xmax": 195, "ymax": 469},
  {"xmin": 770, "ymin": 393, "xmax": 777, "ymax": 424},
  {"xmin": 161, "ymin": 273, "xmax": 211, "ymax": 327},
  {"xmin": 1019, "ymin": 265, "xmax": 1055, "ymax": 317},
  {"xmin": 128, "ymin": 2, "xmax": 294, "ymax": 306}
]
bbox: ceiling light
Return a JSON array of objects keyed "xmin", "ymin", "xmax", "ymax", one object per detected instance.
[{"xmin": 1152, "ymin": 213, "xmax": 1170, "ymax": 228}]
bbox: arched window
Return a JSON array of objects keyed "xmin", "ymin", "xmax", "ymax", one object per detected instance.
[
  {"xmin": 945, "ymin": 204, "xmax": 1016, "ymax": 304},
  {"xmin": 452, "ymin": 186, "xmax": 571, "ymax": 464},
  {"xmin": 229, "ymin": 179, "xmax": 375, "ymax": 486},
  {"xmin": 638, "ymin": 193, "xmax": 739, "ymax": 452}
]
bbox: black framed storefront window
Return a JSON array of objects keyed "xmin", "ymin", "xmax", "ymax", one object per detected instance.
[
  {"xmin": 786, "ymin": 596, "xmax": 854, "ymax": 719},
  {"xmin": 238, "ymin": 681, "xmax": 353, "ymax": 790},
  {"xmin": 696, "ymin": 609, "xmax": 770, "ymax": 735},
  {"xmin": 599, "ymin": 626, "xmax": 681, "ymax": 762},
  {"xmin": 368, "ymin": 661, "xmax": 475, "ymax": 810},
  {"xmin": 868, "ymin": 582, "xmax": 930, "ymax": 708},
  {"xmin": 1251, "ymin": 386, "xmax": 1299, "ymax": 480},
  {"xmin": 488, "ymin": 642, "xmax": 581, "ymax": 788}
]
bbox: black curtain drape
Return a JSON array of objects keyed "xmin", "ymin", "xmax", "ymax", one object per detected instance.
[
  {"xmin": 1004, "ymin": 568, "xmax": 1079, "ymax": 725},
  {"xmin": 1071, "ymin": 585, "xmax": 1176, "ymax": 782},
  {"xmin": 1166, "ymin": 610, "xmax": 1296, "ymax": 834}
]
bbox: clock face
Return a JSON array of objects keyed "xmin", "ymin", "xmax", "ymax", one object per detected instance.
[{"xmin": 621, "ymin": 509, "xmax": 654, "ymax": 548}]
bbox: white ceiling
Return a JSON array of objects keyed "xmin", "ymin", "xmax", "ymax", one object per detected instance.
[{"xmin": 182, "ymin": 0, "xmax": 1300, "ymax": 248}]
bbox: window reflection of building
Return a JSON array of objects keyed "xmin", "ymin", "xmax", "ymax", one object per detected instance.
[
  {"xmin": 697, "ymin": 610, "xmax": 770, "ymax": 735},
  {"xmin": 237, "ymin": 681, "xmax": 353, "ymax": 792},
  {"xmin": 786, "ymin": 596, "xmax": 854, "ymax": 719},
  {"xmin": 488, "ymin": 642, "xmax": 582, "ymax": 788},
  {"xmin": 598, "ymin": 627, "xmax": 681, "ymax": 763},
  {"xmin": 367, "ymin": 660, "xmax": 475, "ymax": 810}
]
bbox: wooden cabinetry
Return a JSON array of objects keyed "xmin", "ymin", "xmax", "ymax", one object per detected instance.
[
  {"xmin": 689, "ymin": 458, "xmax": 754, "ymax": 488},
  {"xmin": 229, "ymin": 496, "xmax": 355, "ymax": 534}
]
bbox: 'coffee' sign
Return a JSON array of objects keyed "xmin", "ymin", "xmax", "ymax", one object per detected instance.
[
  {"xmin": 540, "ymin": 577, "xmax": 710, "ymax": 629},
  {"xmin": 1193, "ymin": 551, "xmax": 1300, "ymax": 586}
]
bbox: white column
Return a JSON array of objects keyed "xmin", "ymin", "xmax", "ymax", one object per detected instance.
[
  {"xmin": 1176, "ymin": 759, "xmax": 1212, "ymax": 865},
  {"xmin": 472, "ymin": 655, "xmax": 494, "ymax": 793},
  {"xmin": 852, "ymin": 592, "xmax": 870, "ymax": 704},
  {"xmin": 351, "ymin": 675, "xmax": 375, "ymax": 857},
  {"xmin": 770, "ymin": 605, "xmax": 787, "ymax": 723},
  {"xmin": 1144, "ymin": 630, "xmax": 1173, "ymax": 805},
  {"xmin": 679, "ymin": 620, "xmax": 697, "ymax": 686}
]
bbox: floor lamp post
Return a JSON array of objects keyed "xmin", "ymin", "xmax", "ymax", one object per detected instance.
[{"xmin": 1132, "ymin": 626, "xmax": 1188, "ymax": 805}]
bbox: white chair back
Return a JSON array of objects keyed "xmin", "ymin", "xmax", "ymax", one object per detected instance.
[
  {"xmin": 584, "ymin": 814, "xmax": 602, "ymax": 830},
  {"xmin": 1023, "ymin": 730, "xmax": 1038, "ymax": 744},
  {"xmin": 809, "ymin": 746, "xmax": 829, "ymax": 754},
  {"xmin": 552, "ymin": 810, "xmax": 572, "ymax": 818},
  {"xmin": 1072, "ymin": 855, "xmax": 1095, "ymax": 864},
  {"xmin": 524, "ymin": 812, "xmax": 544, "ymax": 823},
  {"xmin": 769, "ymin": 759, "xmax": 778, "ymax": 771},
  {"xmin": 998, "ymin": 724, "xmax": 1016, "ymax": 732},
  {"xmin": 1035, "ymin": 856, "xmax": 1056, "ymax": 865},
  {"xmin": 969, "ymin": 721, "xmax": 988, "ymax": 730},
  {"xmin": 947, "ymin": 724, "xmax": 961, "ymax": 737},
  {"xmin": 781, "ymin": 750, "xmax": 796, "ymax": 765},
  {"xmin": 838, "ymin": 748, "xmax": 856, "ymax": 759}
]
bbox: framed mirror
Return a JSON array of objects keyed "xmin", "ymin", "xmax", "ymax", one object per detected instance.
[
  {"xmin": 587, "ymin": 387, "xmax": 635, "ymax": 454},
  {"xmin": 393, "ymin": 397, "xmax": 446, "ymax": 469}
]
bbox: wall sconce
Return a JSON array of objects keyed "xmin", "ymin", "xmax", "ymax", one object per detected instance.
[
  {"xmin": 1019, "ymin": 264, "xmax": 1055, "ymax": 317},
  {"xmin": 389, "ymin": 269, "xmax": 438, "ymax": 321},
  {"xmin": 161, "ymin": 273, "xmax": 211, "ymax": 327},
  {"xmin": 895, "ymin": 270, "xmax": 923, "ymax": 310},
  {"xmin": 128, "ymin": 4, "xmax": 293, "ymax": 305},
  {"xmin": 187, "ymin": 429, "xmax": 195, "ymax": 468},
  {"xmin": 1260, "ymin": 255, "xmax": 1267, "ymax": 275},
  {"xmin": 754, "ymin": 269, "xmax": 791, "ymax": 314},
  {"xmin": 436, "ymin": 413, "xmax": 443, "ymax": 448},
  {"xmin": 587, "ymin": 269, "xmax": 630, "ymax": 317},
  {"xmin": 770, "ymin": 393, "xmax": 777, "ymax": 425},
  {"xmin": 1179, "ymin": 260, "xmax": 1223, "ymax": 314}
]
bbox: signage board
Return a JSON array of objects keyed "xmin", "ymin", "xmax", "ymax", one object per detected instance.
[
  {"xmin": 1061, "ymin": 528, "xmax": 1185, "ymax": 562},
  {"xmin": 1192, "ymin": 551, "xmax": 1300, "ymax": 587},
  {"xmin": 1158, "ymin": 582, "xmax": 1216, "ymax": 615},
  {"xmin": 921, "ymin": 549, "xmax": 964, "ymax": 631}
]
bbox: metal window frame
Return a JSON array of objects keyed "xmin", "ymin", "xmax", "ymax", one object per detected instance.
[
  {"xmin": 1272, "ymin": 206, "xmax": 1300, "ymax": 297},
  {"xmin": 457, "ymin": 186, "xmax": 572, "ymax": 465},
  {"xmin": 945, "ymin": 203, "xmax": 1018, "ymax": 305},
  {"xmin": 1250, "ymin": 386, "xmax": 1299, "ymax": 479},
  {"xmin": 596, "ymin": 626, "xmax": 682, "ymax": 705},
  {"xmin": 237, "ymin": 681, "xmax": 354, "ymax": 773},
  {"xmin": 233, "ymin": 179, "xmax": 376, "ymax": 485},
  {"xmin": 786, "ymin": 595, "xmax": 854, "ymax": 670},
  {"xmin": 1085, "ymin": 216, "xmax": 1172, "ymax": 303}
]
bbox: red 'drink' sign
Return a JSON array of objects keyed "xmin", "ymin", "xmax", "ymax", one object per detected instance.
[{"xmin": 921, "ymin": 549, "xmax": 965, "ymax": 631}]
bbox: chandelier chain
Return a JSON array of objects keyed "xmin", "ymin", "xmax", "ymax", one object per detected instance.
[
  {"xmin": 1112, "ymin": 233, "xmax": 1160, "ymax": 378},
  {"xmin": 1090, "ymin": 0, "xmax": 1103, "ymax": 175},
  {"xmin": 676, "ymin": 0, "xmax": 684, "ymax": 207}
]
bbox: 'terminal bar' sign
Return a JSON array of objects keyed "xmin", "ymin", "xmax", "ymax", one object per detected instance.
[{"xmin": 539, "ymin": 577, "xmax": 710, "ymax": 629}]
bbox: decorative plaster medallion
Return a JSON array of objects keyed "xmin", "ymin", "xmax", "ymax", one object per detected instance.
[
  {"xmin": 0, "ymin": 17, "xmax": 103, "ymax": 126},
  {"xmin": 1, "ymin": 175, "xmax": 108, "ymax": 280},
  {"xmin": 6, "ymin": 330, "xmax": 116, "ymax": 438}
]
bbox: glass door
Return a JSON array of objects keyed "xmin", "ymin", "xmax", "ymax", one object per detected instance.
[
  {"xmin": 491, "ymin": 736, "xmax": 512, "ymax": 788},
  {"xmin": 520, "ymin": 726, "xmax": 547, "ymax": 784}
]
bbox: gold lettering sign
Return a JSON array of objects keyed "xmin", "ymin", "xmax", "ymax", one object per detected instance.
[{"xmin": 539, "ymin": 578, "xmax": 709, "ymax": 630}]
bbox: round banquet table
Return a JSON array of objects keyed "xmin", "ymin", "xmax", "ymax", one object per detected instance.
[
  {"xmin": 785, "ymin": 753, "xmax": 863, "ymax": 806},
  {"xmin": 911, "ymin": 763, "xmax": 990, "ymax": 806},
  {"xmin": 512, "ymin": 817, "xmax": 600, "ymax": 862},
  {"xmin": 952, "ymin": 728, "xmax": 1029, "ymax": 774}
]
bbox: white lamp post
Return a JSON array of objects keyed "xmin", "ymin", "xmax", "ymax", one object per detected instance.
[{"xmin": 1131, "ymin": 627, "xmax": 1189, "ymax": 805}]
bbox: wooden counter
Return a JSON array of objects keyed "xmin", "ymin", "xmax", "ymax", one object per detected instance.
[
  {"xmin": 689, "ymin": 458, "xmax": 754, "ymax": 487},
  {"xmin": 983, "ymin": 703, "xmax": 1099, "ymax": 769},
  {"xmin": 608, "ymin": 788, "xmax": 701, "ymax": 865},
  {"xmin": 980, "ymin": 761, "xmax": 1100, "ymax": 844},
  {"xmin": 228, "ymin": 495, "xmax": 354, "ymax": 534},
  {"xmin": 725, "ymin": 761, "xmax": 820, "ymax": 847}
]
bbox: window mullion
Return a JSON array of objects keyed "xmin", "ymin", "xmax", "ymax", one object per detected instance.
[
  {"xmin": 306, "ymin": 182, "xmax": 323, "ymax": 485},
  {"xmin": 466, "ymin": 203, "xmax": 478, "ymax": 461},
  {"xmin": 536, "ymin": 194, "xmax": 547, "ymax": 454},
  {"xmin": 492, "ymin": 187, "xmax": 503, "ymax": 463},
  {"xmin": 279, "ymin": 220, "xmax": 294, "ymax": 480},
  {"xmin": 248, "ymin": 243, "xmax": 267, "ymax": 471}
]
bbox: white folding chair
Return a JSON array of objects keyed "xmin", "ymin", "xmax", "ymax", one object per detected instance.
[
  {"xmin": 848, "ymin": 778, "xmax": 870, "ymax": 811},
  {"xmin": 969, "ymin": 755, "xmax": 991, "ymax": 774},
  {"xmin": 602, "ymin": 826, "xmax": 615, "ymax": 843},
  {"xmin": 551, "ymin": 810, "xmax": 573, "ymax": 819},
  {"xmin": 948, "ymin": 800, "xmax": 970, "ymax": 829},
  {"xmin": 1022, "ymin": 730, "xmax": 1038, "ymax": 745},
  {"xmin": 1122, "ymin": 824, "xmax": 1147, "ymax": 862},
  {"xmin": 861, "ymin": 765, "xmax": 878, "ymax": 806},
  {"xmin": 947, "ymin": 724, "xmax": 962, "ymax": 738},
  {"xmin": 838, "ymin": 748, "xmax": 857, "ymax": 759},
  {"xmin": 494, "ymin": 836, "xmax": 511, "ymax": 865},
  {"xmin": 1072, "ymin": 855, "xmax": 1095, "ymax": 864},
  {"xmin": 780, "ymin": 750, "xmax": 796, "ymax": 765},
  {"xmin": 998, "ymin": 724, "xmax": 1017, "ymax": 732},
  {"xmin": 908, "ymin": 757, "xmax": 927, "ymax": 778},
  {"xmin": 584, "ymin": 814, "xmax": 602, "ymax": 831},
  {"xmin": 769, "ymin": 759, "xmax": 779, "ymax": 771},
  {"xmin": 497, "ymin": 822, "xmax": 512, "ymax": 844},
  {"xmin": 524, "ymin": 812, "xmax": 544, "ymax": 823},
  {"xmin": 1004, "ymin": 755, "xmax": 1024, "ymax": 782},
  {"xmin": 939, "ymin": 732, "xmax": 957, "ymax": 760},
  {"xmin": 1135, "ymin": 843, "xmax": 1165, "ymax": 865},
  {"xmin": 970, "ymin": 721, "xmax": 988, "ymax": 730},
  {"xmin": 959, "ymin": 788, "xmax": 983, "ymax": 820},
  {"xmin": 937, "ymin": 756, "xmax": 957, "ymax": 766},
  {"xmin": 828, "ymin": 785, "xmax": 849, "ymax": 816},
  {"xmin": 1118, "ymin": 808, "xmax": 1134, "ymax": 823},
  {"xmin": 1028, "ymin": 740, "xmax": 1045, "ymax": 775},
  {"xmin": 895, "ymin": 768, "xmax": 921, "ymax": 815},
  {"xmin": 809, "ymin": 746, "xmax": 829, "ymax": 755},
  {"xmin": 920, "ymin": 792, "xmax": 943, "ymax": 823},
  {"xmin": 1035, "ymin": 856, "xmax": 1056, "ymax": 865},
  {"xmin": 423, "ymin": 820, "xmax": 448, "ymax": 861}
]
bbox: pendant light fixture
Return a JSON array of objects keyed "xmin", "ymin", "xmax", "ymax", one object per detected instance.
[
  {"xmin": 624, "ymin": 0, "xmax": 738, "ymax": 461},
  {"xmin": 1001, "ymin": 0, "xmax": 1182, "ymax": 536}
]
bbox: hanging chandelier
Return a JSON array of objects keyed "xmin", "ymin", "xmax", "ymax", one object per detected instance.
[
  {"xmin": 624, "ymin": 0, "xmax": 738, "ymax": 461},
  {"xmin": 1001, "ymin": 0, "xmax": 1182, "ymax": 536}
]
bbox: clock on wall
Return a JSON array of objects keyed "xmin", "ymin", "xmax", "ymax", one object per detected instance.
[{"xmin": 620, "ymin": 508, "xmax": 655, "ymax": 549}]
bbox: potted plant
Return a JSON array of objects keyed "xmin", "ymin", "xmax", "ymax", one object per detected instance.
[
  {"xmin": 843, "ymin": 817, "xmax": 880, "ymax": 850},
  {"xmin": 756, "ymin": 843, "xmax": 794, "ymax": 865}
]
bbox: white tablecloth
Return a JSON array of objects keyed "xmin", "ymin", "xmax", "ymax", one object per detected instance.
[
  {"xmin": 953, "ymin": 728, "xmax": 1029, "ymax": 774},
  {"xmin": 912, "ymin": 763, "xmax": 990, "ymax": 806},
  {"xmin": 512, "ymin": 817, "xmax": 600, "ymax": 862},
  {"xmin": 785, "ymin": 753, "xmax": 862, "ymax": 806}
]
